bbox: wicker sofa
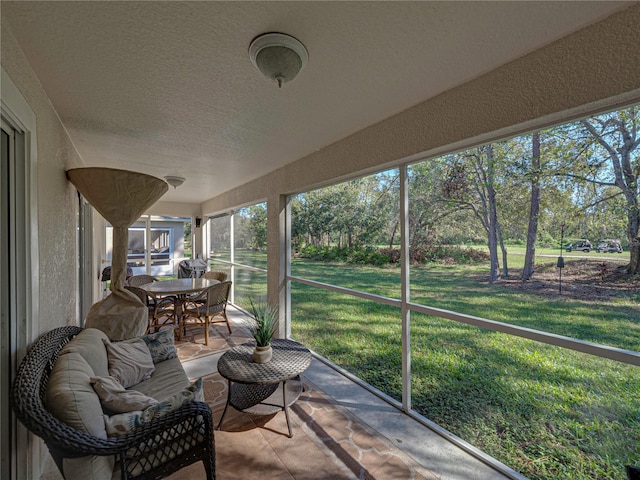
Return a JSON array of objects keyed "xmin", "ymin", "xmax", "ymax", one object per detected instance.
[{"xmin": 10, "ymin": 326, "xmax": 215, "ymax": 480}]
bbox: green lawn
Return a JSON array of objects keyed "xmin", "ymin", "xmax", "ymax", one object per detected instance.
[
  {"xmin": 208, "ymin": 248, "xmax": 639, "ymax": 478},
  {"xmin": 209, "ymin": 249, "xmax": 267, "ymax": 312},
  {"xmin": 288, "ymin": 258, "xmax": 639, "ymax": 480}
]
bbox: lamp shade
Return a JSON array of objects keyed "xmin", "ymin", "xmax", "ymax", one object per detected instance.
[
  {"xmin": 249, "ymin": 33, "xmax": 308, "ymax": 87},
  {"xmin": 164, "ymin": 176, "xmax": 185, "ymax": 188},
  {"xmin": 67, "ymin": 167, "xmax": 168, "ymax": 339},
  {"xmin": 67, "ymin": 167, "xmax": 168, "ymax": 227}
]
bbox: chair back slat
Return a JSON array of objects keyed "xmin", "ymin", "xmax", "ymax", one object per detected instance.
[
  {"xmin": 181, "ymin": 281, "xmax": 233, "ymax": 341},
  {"xmin": 206, "ymin": 281, "xmax": 231, "ymax": 309},
  {"xmin": 203, "ymin": 270, "xmax": 227, "ymax": 282},
  {"xmin": 125, "ymin": 285, "xmax": 150, "ymax": 305},
  {"xmin": 127, "ymin": 274, "xmax": 156, "ymax": 287}
]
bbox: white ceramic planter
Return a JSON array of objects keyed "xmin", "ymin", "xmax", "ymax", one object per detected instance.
[{"xmin": 252, "ymin": 345, "xmax": 272, "ymax": 363}]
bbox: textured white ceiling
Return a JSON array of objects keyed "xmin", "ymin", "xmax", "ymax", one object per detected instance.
[{"xmin": 2, "ymin": 1, "xmax": 630, "ymax": 203}]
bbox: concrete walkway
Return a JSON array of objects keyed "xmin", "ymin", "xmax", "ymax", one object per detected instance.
[{"xmin": 303, "ymin": 359, "xmax": 520, "ymax": 480}]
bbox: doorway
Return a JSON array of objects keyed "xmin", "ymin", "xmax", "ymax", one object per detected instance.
[
  {"xmin": 1, "ymin": 68, "xmax": 39, "ymax": 480},
  {"xmin": 1, "ymin": 118, "xmax": 15, "ymax": 480},
  {"xmin": 0, "ymin": 117, "xmax": 28, "ymax": 480}
]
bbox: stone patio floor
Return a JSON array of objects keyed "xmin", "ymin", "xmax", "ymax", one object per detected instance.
[{"xmin": 42, "ymin": 306, "xmax": 515, "ymax": 480}]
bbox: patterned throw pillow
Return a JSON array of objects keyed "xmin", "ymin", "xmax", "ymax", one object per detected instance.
[
  {"xmin": 90, "ymin": 376, "xmax": 158, "ymax": 413},
  {"xmin": 102, "ymin": 378, "xmax": 204, "ymax": 438},
  {"xmin": 139, "ymin": 377, "xmax": 204, "ymax": 423},
  {"xmin": 103, "ymin": 411, "xmax": 143, "ymax": 438},
  {"xmin": 141, "ymin": 328, "xmax": 177, "ymax": 363},
  {"xmin": 104, "ymin": 339, "xmax": 155, "ymax": 388}
]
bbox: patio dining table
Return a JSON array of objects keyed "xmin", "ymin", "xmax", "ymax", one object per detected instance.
[
  {"xmin": 140, "ymin": 278, "xmax": 220, "ymax": 297},
  {"xmin": 140, "ymin": 278, "xmax": 220, "ymax": 336}
]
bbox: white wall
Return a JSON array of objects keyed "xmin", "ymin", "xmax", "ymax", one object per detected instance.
[
  {"xmin": 1, "ymin": 18, "xmax": 83, "ymax": 332},
  {"xmin": 1, "ymin": 15, "xmax": 88, "ymax": 478}
]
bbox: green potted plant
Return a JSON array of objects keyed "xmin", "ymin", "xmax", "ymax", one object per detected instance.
[{"xmin": 248, "ymin": 299, "xmax": 278, "ymax": 363}]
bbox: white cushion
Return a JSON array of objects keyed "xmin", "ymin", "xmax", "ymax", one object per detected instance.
[
  {"xmin": 46, "ymin": 352, "xmax": 107, "ymax": 437},
  {"xmin": 46, "ymin": 351, "xmax": 114, "ymax": 480},
  {"xmin": 60, "ymin": 328, "xmax": 110, "ymax": 377}
]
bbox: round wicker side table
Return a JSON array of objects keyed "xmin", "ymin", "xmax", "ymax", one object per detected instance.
[{"xmin": 217, "ymin": 338, "xmax": 312, "ymax": 437}]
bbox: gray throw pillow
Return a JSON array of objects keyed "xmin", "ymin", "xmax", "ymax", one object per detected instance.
[
  {"xmin": 91, "ymin": 375, "xmax": 158, "ymax": 413},
  {"xmin": 104, "ymin": 339, "xmax": 155, "ymax": 388}
]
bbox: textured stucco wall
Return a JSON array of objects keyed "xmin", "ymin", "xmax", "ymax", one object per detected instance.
[
  {"xmin": 2, "ymin": 16, "xmax": 84, "ymax": 334},
  {"xmin": 199, "ymin": 3, "xmax": 640, "ymax": 309}
]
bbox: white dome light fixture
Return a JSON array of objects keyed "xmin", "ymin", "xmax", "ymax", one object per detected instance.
[
  {"xmin": 164, "ymin": 176, "xmax": 185, "ymax": 188},
  {"xmin": 249, "ymin": 32, "xmax": 308, "ymax": 88}
]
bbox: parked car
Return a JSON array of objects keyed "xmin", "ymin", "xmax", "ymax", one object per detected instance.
[
  {"xmin": 566, "ymin": 239, "xmax": 592, "ymax": 252},
  {"xmin": 596, "ymin": 239, "xmax": 623, "ymax": 253}
]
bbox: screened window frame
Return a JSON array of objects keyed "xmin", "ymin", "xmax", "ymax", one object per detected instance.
[
  {"xmin": 205, "ymin": 205, "xmax": 268, "ymax": 307},
  {"xmin": 283, "ymin": 123, "xmax": 640, "ymax": 478}
]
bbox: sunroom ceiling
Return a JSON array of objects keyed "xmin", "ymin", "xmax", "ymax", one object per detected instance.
[{"xmin": 2, "ymin": 1, "xmax": 630, "ymax": 203}]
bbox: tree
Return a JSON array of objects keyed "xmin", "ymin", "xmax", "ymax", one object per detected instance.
[
  {"xmin": 484, "ymin": 145, "xmax": 502, "ymax": 281},
  {"xmin": 521, "ymin": 132, "xmax": 541, "ymax": 280},
  {"xmin": 440, "ymin": 145, "xmax": 507, "ymax": 281},
  {"xmin": 291, "ymin": 173, "xmax": 396, "ymax": 251},
  {"xmin": 408, "ymin": 159, "xmax": 463, "ymax": 261},
  {"xmin": 245, "ymin": 204, "xmax": 267, "ymax": 250},
  {"xmin": 577, "ymin": 107, "xmax": 640, "ymax": 274},
  {"xmin": 292, "ymin": 188, "xmax": 338, "ymax": 247}
]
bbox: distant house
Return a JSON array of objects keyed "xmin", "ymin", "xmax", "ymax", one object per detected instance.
[{"xmin": 106, "ymin": 217, "xmax": 189, "ymax": 277}]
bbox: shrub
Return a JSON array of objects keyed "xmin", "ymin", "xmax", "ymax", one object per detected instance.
[
  {"xmin": 297, "ymin": 245, "xmax": 391, "ymax": 265},
  {"xmin": 411, "ymin": 245, "xmax": 489, "ymax": 264},
  {"xmin": 297, "ymin": 244, "xmax": 488, "ymax": 266}
]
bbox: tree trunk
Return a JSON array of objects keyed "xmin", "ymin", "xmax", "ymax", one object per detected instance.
[
  {"xmin": 488, "ymin": 215, "xmax": 500, "ymax": 282},
  {"xmin": 486, "ymin": 145, "xmax": 500, "ymax": 282},
  {"xmin": 619, "ymin": 151, "xmax": 639, "ymax": 273},
  {"xmin": 521, "ymin": 132, "xmax": 541, "ymax": 280},
  {"xmin": 389, "ymin": 221, "xmax": 398, "ymax": 249},
  {"xmin": 581, "ymin": 113, "xmax": 639, "ymax": 275},
  {"xmin": 626, "ymin": 197, "xmax": 640, "ymax": 273},
  {"xmin": 629, "ymin": 235, "xmax": 640, "ymax": 274},
  {"xmin": 497, "ymin": 223, "xmax": 508, "ymax": 278}
]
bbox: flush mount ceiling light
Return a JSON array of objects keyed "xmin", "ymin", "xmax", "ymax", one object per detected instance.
[
  {"xmin": 164, "ymin": 176, "xmax": 185, "ymax": 188},
  {"xmin": 249, "ymin": 32, "xmax": 308, "ymax": 88}
]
